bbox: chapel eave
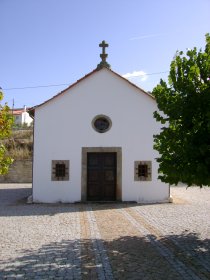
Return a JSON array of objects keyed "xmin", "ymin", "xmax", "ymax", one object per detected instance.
[{"xmin": 29, "ymin": 67, "xmax": 154, "ymax": 113}]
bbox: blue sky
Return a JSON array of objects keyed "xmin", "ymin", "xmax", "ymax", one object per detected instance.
[{"xmin": 0, "ymin": 0, "xmax": 209, "ymax": 108}]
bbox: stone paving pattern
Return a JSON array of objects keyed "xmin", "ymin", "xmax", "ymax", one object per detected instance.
[{"xmin": 0, "ymin": 184, "xmax": 210, "ymax": 279}]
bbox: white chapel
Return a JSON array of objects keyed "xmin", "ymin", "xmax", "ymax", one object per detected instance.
[{"xmin": 31, "ymin": 41, "xmax": 169, "ymax": 203}]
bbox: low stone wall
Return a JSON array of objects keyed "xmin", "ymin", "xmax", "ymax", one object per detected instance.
[{"xmin": 0, "ymin": 160, "xmax": 32, "ymax": 183}]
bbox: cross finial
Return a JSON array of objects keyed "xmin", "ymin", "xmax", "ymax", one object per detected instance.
[
  {"xmin": 97, "ymin": 40, "xmax": 111, "ymax": 69},
  {"xmin": 99, "ymin": 40, "xmax": 108, "ymax": 61}
]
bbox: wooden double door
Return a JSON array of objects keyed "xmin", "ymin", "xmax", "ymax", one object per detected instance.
[{"xmin": 87, "ymin": 152, "xmax": 117, "ymax": 201}]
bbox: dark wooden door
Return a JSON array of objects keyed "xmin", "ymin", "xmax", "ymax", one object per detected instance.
[{"xmin": 87, "ymin": 152, "xmax": 116, "ymax": 201}]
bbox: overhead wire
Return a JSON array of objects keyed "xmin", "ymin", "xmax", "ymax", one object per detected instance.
[{"xmin": 2, "ymin": 71, "xmax": 169, "ymax": 91}]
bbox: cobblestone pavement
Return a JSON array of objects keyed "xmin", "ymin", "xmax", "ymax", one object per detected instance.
[{"xmin": 0, "ymin": 184, "xmax": 210, "ymax": 279}]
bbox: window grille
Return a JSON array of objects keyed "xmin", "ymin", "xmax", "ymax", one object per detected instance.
[
  {"xmin": 134, "ymin": 161, "xmax": 152, "ymax": 181},
  {"xmin": 55, "ymin": 163, "xmax": 66, "ymax": 178},
  {"xmin": 51, "ymin": 160, "xmax": 69, "ymax": 181},
  {"xmin": 138, "ymin": 164, "xmax": 148, "ymax": 178}
]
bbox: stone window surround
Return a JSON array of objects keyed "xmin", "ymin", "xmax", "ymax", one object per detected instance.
[
  {"xmin": 134, "ymin": 161, "xmax": 152, "ymax": 181},
  {"xmin": 91, "ymin": 114, "xmax": 112, "ymax": 133},
  {"xmin": 81, "ymin": 147, "xmax": 122, "ymax": 201},
  {"xmin": 51, "ymin": 160, "xmax": 69, "ymax": 181}
]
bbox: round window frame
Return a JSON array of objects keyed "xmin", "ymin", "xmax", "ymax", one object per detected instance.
[{"xmin": 92, "ymin": 115, "xmax": 112, "ymax": 133}]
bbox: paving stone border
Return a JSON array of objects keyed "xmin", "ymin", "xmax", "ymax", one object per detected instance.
[{"xmin": 86, "ymin": 205, "xmax": 114, "ymax": 280}]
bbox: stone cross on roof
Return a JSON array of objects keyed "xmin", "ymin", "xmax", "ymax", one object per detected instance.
[{"xmin": 97, "ymin": 40, "xmax": 111, "ymax": 69}]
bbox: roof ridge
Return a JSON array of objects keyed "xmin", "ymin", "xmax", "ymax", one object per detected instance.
[{"xmin": 29, "ymin": 67, "xmax": 154, "ymax": 114}]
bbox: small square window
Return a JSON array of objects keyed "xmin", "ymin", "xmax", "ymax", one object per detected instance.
[
  {"xmin": 134, "ymin": 161, "xmax": 152, "ymax": 181},
  {"xmin": 52, "ymin": 160, "xmax": 69, "ymax": 181}
]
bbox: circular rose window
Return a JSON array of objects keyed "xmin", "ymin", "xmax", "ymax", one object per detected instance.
[{"xmin": 92, "ymin": 115, "xmax": 112, "ymax": 133}]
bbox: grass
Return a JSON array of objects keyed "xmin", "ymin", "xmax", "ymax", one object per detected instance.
[
  {"xmin": 8, "ymin": 147, "xmax": 32, "ymax": 160},
  {"xmin": 4, "ymin": 129, "xmax": 33, "ymax": 160}
]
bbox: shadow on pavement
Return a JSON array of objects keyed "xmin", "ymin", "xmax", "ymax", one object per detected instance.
[
  {"xmin": 0, "ymin": 187, "xmax": 170, "ymax": 217},
  {"xmin": 0, "ymin": 233, "xmax": 209, "ymax": 279}
]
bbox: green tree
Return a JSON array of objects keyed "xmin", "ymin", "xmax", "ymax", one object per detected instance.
[
  {"xmin": 0, "ymin": 90, "xmax": 14, "ymax": 174},
  {"xmin": 153, "ymin": 34, "xmax": 210, "ymax": 187}
]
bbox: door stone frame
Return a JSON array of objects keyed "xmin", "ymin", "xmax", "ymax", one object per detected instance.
[{"xmin": 81, "ymin": 147, "xmax": 122, "ymax": 201}]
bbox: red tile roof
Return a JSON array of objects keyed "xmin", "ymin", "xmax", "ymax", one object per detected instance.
[{"xmin": 9, "ymin": 109, "xmax": 25, "ymax": 115}]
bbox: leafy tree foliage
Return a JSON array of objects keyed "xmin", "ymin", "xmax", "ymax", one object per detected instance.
[
  {"xmin": 0, "ymin": 90, "xmax": 14, "ymax": 174},
  {"xmin": 153, "ymin": 34, "xmax": 210, "ymax": 187}
]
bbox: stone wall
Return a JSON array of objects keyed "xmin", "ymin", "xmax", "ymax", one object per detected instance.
[{"xmin": 0, "ymin": 160, "xmax": 32, "ymax": 183}]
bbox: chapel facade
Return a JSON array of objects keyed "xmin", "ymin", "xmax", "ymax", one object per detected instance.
[{"xmin": 31, "ymin": 41, "xmax": 169, "ymax": 203}]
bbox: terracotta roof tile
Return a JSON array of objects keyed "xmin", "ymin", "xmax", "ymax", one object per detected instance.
[{"xmin": 9, "ymin": 109, "xmax": 25, "ymax": 115}]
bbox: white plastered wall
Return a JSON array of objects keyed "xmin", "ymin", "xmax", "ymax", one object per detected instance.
[
  {"xmin": 32, "ymin": 68, "xmax": 169, "ymax": 203},
  {"xmin": 21, "ymin": 112, "xmax": 33, "ymax": 126}
]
